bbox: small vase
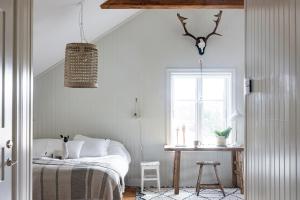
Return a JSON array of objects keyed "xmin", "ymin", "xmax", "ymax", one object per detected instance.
[
  {"xmin": 194, "ymin": 140, "xmax": 200, "ymax": 148},
  {"xmin": 62, "ymin": 142, "xmax": 69, "ymax": 159},
  {"xmin": 217, "ymin": 136, "xmax": 226, "ymax": 146}
]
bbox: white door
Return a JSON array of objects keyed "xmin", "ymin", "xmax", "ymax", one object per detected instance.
[
  {"xmin": 246, "ymin": 0, "xmax": 299, "ymax": 199},
  {"xmin": 0, "ymin": 0, "xmax": 14, "ymax": 199}
]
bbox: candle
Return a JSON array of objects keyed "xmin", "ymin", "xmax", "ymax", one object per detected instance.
[
  {"xmin": 182, "ymin": 125, "xmax": 186, "ymax": 145},
  {"xmin": 176, "ymin": 127, "xmax": 180, "ymax": 146}
]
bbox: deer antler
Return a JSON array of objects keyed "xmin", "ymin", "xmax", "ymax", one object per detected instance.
[
  {"xmin": 177, "ymin": 11, "xmax": 223, "ymax": 55},
  {"xmin": 177, "ymin": 13, "xmax": 197, "ymax": 40},
  {"xmin": 205, "ymin": 10, "xmax": 223, "ymax": 41}
]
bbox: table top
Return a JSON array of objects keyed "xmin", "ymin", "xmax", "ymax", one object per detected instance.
[{"xmin": 164, "ymin": 144, "xmax": 244, "ymax": 151}]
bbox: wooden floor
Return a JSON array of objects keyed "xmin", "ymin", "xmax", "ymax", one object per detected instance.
[{"xmin": 123, "ymin": 187, "xmax": 136, "ymax": 200}]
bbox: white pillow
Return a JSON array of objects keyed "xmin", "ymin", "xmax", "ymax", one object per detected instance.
[
  {"xmin": 66, "ymin": 141, "xmax": 84, "ymax": 159},
  {"xmin": 73, "ymin": 135, "xmax": 110, "ymax": 157}
]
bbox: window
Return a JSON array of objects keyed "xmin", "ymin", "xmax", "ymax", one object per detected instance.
[{"xmin": 167, "ymin": 69, "xmax": 233, "ymax": 145}]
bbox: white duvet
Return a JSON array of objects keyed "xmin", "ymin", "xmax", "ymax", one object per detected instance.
[{"xmin": 33, "ymin": 137, "xmax": 131, "ymax": 193}]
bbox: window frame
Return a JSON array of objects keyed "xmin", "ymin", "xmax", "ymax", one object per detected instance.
[{"xmin": 165, "ymin": 68, "xmax": 236, "ymax": 145}]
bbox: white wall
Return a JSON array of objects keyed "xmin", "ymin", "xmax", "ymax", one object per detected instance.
[{"xmin": 34, "ymin": 10, "xmax": 245, "ymax": 187}]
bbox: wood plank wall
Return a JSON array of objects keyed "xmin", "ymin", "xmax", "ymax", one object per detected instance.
[{"xmin": 245, "ymin": 0, "xmax": 299, "ymax": 199}]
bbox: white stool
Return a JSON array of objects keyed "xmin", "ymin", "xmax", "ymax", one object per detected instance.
[{"xmin": 140, "ymin": 161, "xmax": 160, "ymax": 193}]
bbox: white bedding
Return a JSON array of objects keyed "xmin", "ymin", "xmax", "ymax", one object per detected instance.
[{"xmin": 33, "ymin": 137, "xmax": 131, "ymax": 193}]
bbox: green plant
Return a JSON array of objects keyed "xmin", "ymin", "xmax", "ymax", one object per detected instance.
[{"xmin": 214, "ymin": 127, "xmax": 232, "ymax": 139}]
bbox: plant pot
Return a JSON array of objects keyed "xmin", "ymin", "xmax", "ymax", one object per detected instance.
[{"xmin": 217, "ymin": 136, "xmax": 227, "ymax": 146}]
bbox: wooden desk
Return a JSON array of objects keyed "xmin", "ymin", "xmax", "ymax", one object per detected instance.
[{"xmin": 164, "ymin": 145, "xmax": 244, "ymax": 195}]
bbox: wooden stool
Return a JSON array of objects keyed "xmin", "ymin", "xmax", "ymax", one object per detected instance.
[
  {"xmin": 140, "ymin": 161, "xmax": 160, "ymax": 193},
  {"xmin": 196, "ymin": 161, "xmax": 225, "ymax": 197}
]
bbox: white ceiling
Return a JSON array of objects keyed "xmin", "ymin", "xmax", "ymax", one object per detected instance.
[{"xmin": 33, "ymin": 0, "xmax": 140, "ymax": 76}]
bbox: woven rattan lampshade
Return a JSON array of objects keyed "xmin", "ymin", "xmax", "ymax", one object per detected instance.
[{"xmin": 64, "ymin": 43, "xmax": 98, "ymax": 88}]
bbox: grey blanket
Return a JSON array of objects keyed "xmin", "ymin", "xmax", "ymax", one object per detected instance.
[{"xmin": 32, "ymin": 159, "xmax": 122, "ymax": 200}]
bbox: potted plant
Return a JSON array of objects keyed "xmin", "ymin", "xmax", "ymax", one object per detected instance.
[{"xmin": 214, "ymin": 127, "xmax": 232, "ymax": 146}]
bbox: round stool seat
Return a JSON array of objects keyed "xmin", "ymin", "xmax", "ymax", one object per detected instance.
[{"xmin": 197, "ymin": 161, "xmax": 220, "ymax": 165}]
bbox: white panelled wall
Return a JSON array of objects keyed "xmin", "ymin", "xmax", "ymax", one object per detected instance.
[
  {"xmin": 246, "ymin": 0, "xmax": 300, "ymax": 199},
  {"xmin": 34, "ymin": 10, "xmax": 245, "ymax": 187}
]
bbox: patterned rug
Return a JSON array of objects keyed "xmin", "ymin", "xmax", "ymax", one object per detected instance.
[{"xmin": 136, "ymin": 188, "xmax": 244, "ymax": 200}]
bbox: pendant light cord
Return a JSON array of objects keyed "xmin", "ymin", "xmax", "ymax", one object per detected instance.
[
  {"xmin": 199, "ymin": 57, "xmax": 203, "ymax": 95},
  {"xmin": 199, "ymin": 58, "xmax": 203, "ymax": 77},
  {"xmin": 198, "ymin": 57, "xmax": 204, "ymax": 142},
  {"xmin": 79, "ymin": 0, "xmax": 88, "ymax": 43}
]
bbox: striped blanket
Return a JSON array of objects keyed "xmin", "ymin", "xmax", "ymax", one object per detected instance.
[{"xmin": 32, "ymin": 159, "xmax": 123, "ymax": 200}]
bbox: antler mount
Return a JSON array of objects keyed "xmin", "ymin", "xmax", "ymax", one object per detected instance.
[{"xmin": 177, "ymin": 11, "xmax": 223, "ymax": 55}]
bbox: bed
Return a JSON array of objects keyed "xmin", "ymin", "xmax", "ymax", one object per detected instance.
[{"xmin": 32, "ymin": 135, "xmax": 131, "ymax": 200}]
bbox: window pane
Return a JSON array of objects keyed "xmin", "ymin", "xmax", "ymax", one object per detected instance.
[
  {"xmin": 201, "ymin": 101, "xmax": 226, "ymax": 133},
  {"xmin": 200, "ymin": 101, "xmax": 227, "ymax": 144},
  {"xmin": 173, "ymin": 101, "xmax": 196, "ymax": 122},
  {"xmin": 171, "ymin": 101, "xmax": 196, "ymax": 145},
  {"xmin": 202, "ymin": 77, "xmax": 226, "ymax": 100},
  {"xmin": 173, "ymin": 77, "xmax": 196, "ymax": 100}
]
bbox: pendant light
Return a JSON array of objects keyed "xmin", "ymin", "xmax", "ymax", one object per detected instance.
[{"xmin": 64, "ymin": 0, "xmax": 98, "ymax": 88}]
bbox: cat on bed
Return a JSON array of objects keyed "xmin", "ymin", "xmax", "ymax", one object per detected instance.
[
  {"xmin": 60, "ymin": 134, "xmax": 69, "ymax": 159},
  {"xmin": 52, "ymin": 134, "xmax": 69, "ymax": 159}
]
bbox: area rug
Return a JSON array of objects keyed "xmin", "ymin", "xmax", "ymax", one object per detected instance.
[{"xmin": 136, "ymin": 188, "xmax": 244, "ymax": 200}]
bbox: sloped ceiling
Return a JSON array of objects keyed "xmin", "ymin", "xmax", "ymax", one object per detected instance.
[{"xmin": 33, "ymin": 0, "xmax": 140, "ymax": 76}]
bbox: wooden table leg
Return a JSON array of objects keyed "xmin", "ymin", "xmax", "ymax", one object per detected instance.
[
  {"xmin": 236, "ymin": 151, "xmax": 244, "ymax": 194},
  {"xmin": 173, "ymin": 150, "xmax": 181, "ymax": 194},
  {"xmin": 231, "ymin": 150, "xmax": 237, "ymax": 187}
]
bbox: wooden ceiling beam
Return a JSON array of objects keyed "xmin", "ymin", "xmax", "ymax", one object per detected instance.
[{"xmin": 100, "ymin": 0, "xmax": 244, "ymax": 9}]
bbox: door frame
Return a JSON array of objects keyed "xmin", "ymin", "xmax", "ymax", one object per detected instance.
[{"xmin": 12, "ymin": 0, "xmax": 32, "ymax": 200}]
